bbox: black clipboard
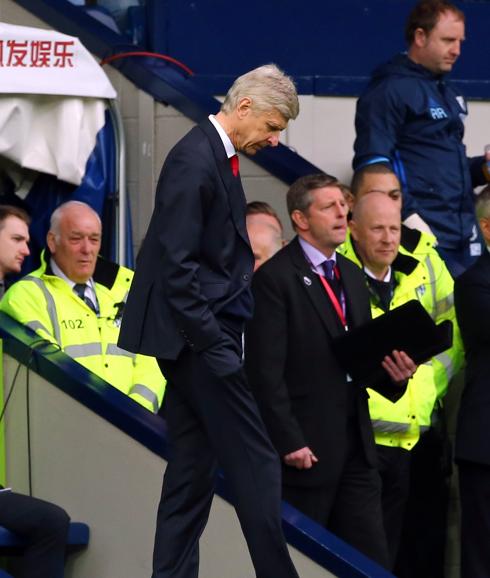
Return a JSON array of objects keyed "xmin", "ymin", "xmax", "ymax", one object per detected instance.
[{"xmin": 331, "ymin": 299, "xmax": 453, "ymax": 394}]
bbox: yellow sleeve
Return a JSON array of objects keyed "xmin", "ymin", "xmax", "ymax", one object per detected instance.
[
  {"xmin": 129, "ymin": 353, "xmax": 166, "ymax": 413},
  {"xmin": 0, "ymin": 279, "xmax": 58, "ymax": 346}
]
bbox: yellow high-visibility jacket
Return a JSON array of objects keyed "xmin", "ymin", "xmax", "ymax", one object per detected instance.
[
  {"xmin": 397, "ymin": 227, "xmax": 464, "ymax": 398},
  {"xmin": 0, "ymin": 253, "xmax": 165, "ymax": 413},
  {"xmin": 339, "ymin": 231, "xmax": 462, "ymax": 449}
]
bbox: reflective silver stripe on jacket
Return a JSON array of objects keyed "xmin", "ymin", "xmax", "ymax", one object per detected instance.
[
  {"xmin": 64, "ymin": 343, "xmax": 103, "ymax": 358},
  {"xmin": 423, "ymin": 256, "xmax": 453, "ymax": 317},
  {"xmin": 106, "ymin": 343, "xmax": 135, "ymax": 358},
  {"xmin": 424, "ymin": 255, "xmax": 438, "ymax": 321},
  {"xmin": 434, "ymin": 351, "xmax": 453, "ymax": 379},
  {"xmin": 129, "ymin": 384, "xmax": 159, "ymax": 413},
  {"xmin": 24, "ymin": 276, "xmax": 61, "ymax": 343},
  {"xmin": 371, "ymin": 419, "xmax": 410, "ymax": 433},
  {"xmin": 434, "ymin": 294, "xmax": 454, "ymax": 317},
  {"xmin": 26, "ymin": 320, "xmax": 51, "ymax": 335}
]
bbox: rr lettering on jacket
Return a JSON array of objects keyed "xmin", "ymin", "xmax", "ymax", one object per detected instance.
[{"xmin": 429, "ymin": 106, "xmax": 448, "ymax": 120}]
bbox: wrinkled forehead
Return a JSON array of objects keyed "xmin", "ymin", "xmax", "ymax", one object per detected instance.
[
  {"xmin": 311, "ymin": 185, "xmax": 345, "ymax": 203},
  {"xmin": 252, "ymin": 107, "xmax": 288, "ymax": 129},
  {"xmin": 59, "ymin": 210, "xmax": 102, "ymax": 236}
]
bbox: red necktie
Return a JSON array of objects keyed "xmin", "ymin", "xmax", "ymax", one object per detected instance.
[{"xmin": 230, "ymin": 154, "xmax": 239, "ymax": 177}]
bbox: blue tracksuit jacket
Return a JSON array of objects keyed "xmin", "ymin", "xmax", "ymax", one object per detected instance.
[{"xmin": 353, "ymin": 53, "xmax": 486, "ymax": 251}]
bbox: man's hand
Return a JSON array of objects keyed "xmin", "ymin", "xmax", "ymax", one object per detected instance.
[
  {"xmin": 382, "ymin": 350, "xmax": 417, "ymax": 386},
  {"xmin": 200, "ymin": 335, "xmax": 241, "ymax": 378},
  {"xmin": 283, "ymin": 447, "xmax": 318, "ymax": 470}
]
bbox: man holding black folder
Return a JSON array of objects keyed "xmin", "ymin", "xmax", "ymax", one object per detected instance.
[
  {"xmin": 245, "ymin": 174, "xmax": 416, "ymax": 569},
  {"xmin": 340, "ymin": 192, "xmax": 461, "ymax": 567},
  {"xmin": 347, "ymin": 164, "xmax": 463, "ymax": 578}
]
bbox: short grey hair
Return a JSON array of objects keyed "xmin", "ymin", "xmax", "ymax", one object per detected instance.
[
  {"xmin": 50, "ymin": 200, "xmax": 101, "ymax": 241},
  {"xmin": 221, "ymin": 64, "xmax": 299, "ymax": 120},
  {"xmin": 476, "ymin": 185, "xmax": 490, "ymax": 220}
]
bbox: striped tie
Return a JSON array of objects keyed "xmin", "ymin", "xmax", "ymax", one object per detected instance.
[{"xmin": 73, "ymin": 283, "xmax": 97, "ymax": 313}]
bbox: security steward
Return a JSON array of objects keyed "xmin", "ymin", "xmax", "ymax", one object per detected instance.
[
  {"xmin": 338, "ymin": 192, "xmax": 461, "ymax": 566},
  {"xmin": 346, "ymin": 162, "xmax": 463, "ymax": 577},
  {"xmin": 0, "ymin": 200, "xmax": 165, "ymax": 413}
]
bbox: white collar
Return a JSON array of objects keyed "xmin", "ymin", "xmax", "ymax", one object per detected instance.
[
  {"xmin": 208, "ymin": 114, "xmax": 236, "ymax": 159},
  {"xmin": 363, "ymin": 265, "xmax": 392, "ymax": 282}
]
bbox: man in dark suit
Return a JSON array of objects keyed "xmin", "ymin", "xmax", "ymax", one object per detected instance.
[
  {"xmin": 454, "ymin": 184, "xmax": 490, "ymax": 578},
  {"xmin": 245, "ymin": 174, "xmax": 416, "ymax": 569},
  {"xmin": 118, "ymin": 64, "xmax": 300, "ymax": 578}
]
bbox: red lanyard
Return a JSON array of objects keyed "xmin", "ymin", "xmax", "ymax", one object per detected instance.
[{"xmin": 319, "ymin": 274, "xmax": 347, "ymax": 329}]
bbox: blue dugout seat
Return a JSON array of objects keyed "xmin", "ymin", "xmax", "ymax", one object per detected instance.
[{"xmin": 0, "ymin": 521, "xmax": 89, "ymax": 550}]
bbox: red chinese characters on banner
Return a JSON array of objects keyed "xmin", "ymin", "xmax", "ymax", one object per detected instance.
[{"xmin": 0, "ymin": 40, "xmax": 75, "ymax": 68}]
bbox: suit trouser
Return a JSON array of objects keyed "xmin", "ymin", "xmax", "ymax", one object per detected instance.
[
  {"xmin": 394, "ymin": 425, "xmax": 450, "ymax": 578},
  {"xmin": 459, "ymin": 460, "xmax": 490, "ymax": 578},
  {"xmin": 376, "ymin": 445, "xmax": 411, "ymax": 567},
  {"xmin": 0, "ymin": 492, "xmax": 70, "ymax": 578},
  {"xmin": 282, "ymin": 419, "xmax": 390, "ymax": 570},
  {"xmin": 155, "ymin": 348, "xmax": 298, "ymax": 578}
]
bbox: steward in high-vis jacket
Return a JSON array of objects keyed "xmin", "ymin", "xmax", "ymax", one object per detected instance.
[
  {"xmin": 397, "ymin": 225, "xmax": 463, "ymax": 400},
  {"xmin": 0, "ymin": 201, "xmax": 165, "ymax": 414},
  {"xmin": 338, "ymin": 192, "xmax": 462, "ymax": 565},
  {"xmin": 347, "ymin": 159, "xmax": 466, "ymax": 576},
  {"xmin": 1, "ymin": 251, "xmax": 165, "ymax": 413},
  {"xmin": 348, "ymin": 162, "xmax": 464, "ymax": 400},
  {"xmin": 340, "ymin": 230, "xmax": 462, "ymax": 451}
]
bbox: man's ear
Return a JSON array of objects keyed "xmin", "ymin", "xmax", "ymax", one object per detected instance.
[
  {"xmin": 345, "ymin": 192, "xmax": 355, "ymax": 211},
  {"xmin": 478, "ymin": 218, "xmax": 490, "ymax": 245},
  {"xmin": 236, "ymin": 97, "xmax": 253, "ymax": 119},
  {"xmin": 413, "ymin": 27, "xmax": 428, "ymax": 49},
  {"xmin": 291, "ymin": 209, "xmax": 308, "ymax": 231},
  {"xmin": 349, "ymin": 220, "xmax": 359, "ymax": 242},
  {"xmin": 46, "ymin": 231, "xmax": 56, "ymax": 254}
]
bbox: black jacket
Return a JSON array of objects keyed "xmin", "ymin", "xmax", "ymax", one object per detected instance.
[
  {"xmin": 454, "ymin": 251, "xmax": 490, "ymax": 465},
  {"xmin": 245, "ymin": 238, "xmax": 377, "ymax": 488},
  {"xmin": 118, "ymin": 119, "xmax": 254, "ymax": 369}
]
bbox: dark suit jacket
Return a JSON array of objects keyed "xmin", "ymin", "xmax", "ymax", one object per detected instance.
[
  {"xmin": 245, "ymin": 237, "xmax": 378, "ymax": 489},
  {"xmin": 118, "ymin": 119, "xmax": 254, "ymax": 364},
  {"xmin": 454, "ymin": 251, "xmax": 490, "ymax": 465}
]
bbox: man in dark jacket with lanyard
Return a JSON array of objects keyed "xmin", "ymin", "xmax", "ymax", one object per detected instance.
[
  {"xmin": 245, "ymin": 174, "xmax": 416, "ymax": 570},
  {"xmin": 353, "ymin": 0, "xmax": 489, "ymax": 277}
]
